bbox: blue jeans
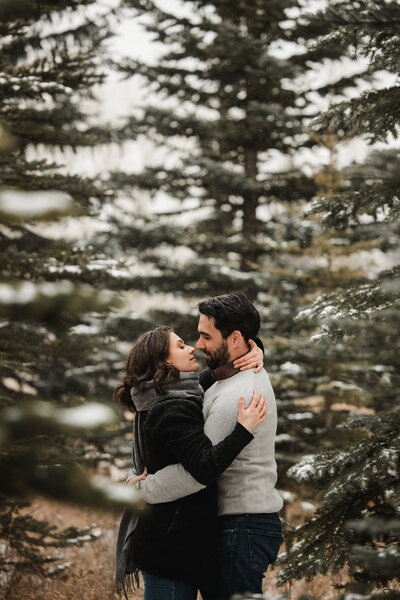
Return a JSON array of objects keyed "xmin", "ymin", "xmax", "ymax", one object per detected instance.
[
  {"xmin": 218, "ymin": 513, "xmax": 282, "ymax": 600},
  {"xmin": 142, "ymin": 571, "xmax": 198, "ymax": 600}
]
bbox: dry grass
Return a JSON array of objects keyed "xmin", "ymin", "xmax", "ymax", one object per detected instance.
[
  {"xmin": 262, "ymin": 499, "xmax": 346, "ymax": 600},
  {"xmin": 263, "ymin": 565, "xmax": 345, "ymax": 600},
  {"xmin": 0, "ymin": 497, "xmax": 343, "ymax": 600},
  {"xmin": 0, "ymin": 497, "xmax": 142, "ymax": 600}
]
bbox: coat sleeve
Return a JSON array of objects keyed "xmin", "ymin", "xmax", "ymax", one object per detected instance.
[{"xmin": 148, "ymin": 399, "xmax": 253, "ymax": 486}]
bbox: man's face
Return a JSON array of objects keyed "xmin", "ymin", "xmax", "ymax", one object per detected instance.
[{"xmin": 196, "ymin": 314, "xmax": 230, "ymax": 369}]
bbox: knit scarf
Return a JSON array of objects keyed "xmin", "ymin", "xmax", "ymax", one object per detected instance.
[{"xmin": 115, "ymin": 371, "xmax": 203, "ymax": 598}]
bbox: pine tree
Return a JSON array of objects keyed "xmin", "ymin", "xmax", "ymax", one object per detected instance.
[
  {"xmin": 111, "ymin": 0, "xmax": 316, "ymax": 294},
  {"xmin": 0, "ymin": 0, "xmax": 143, "ymax": 583},
  {"xmin": 97, "ymin": 0, "xmax": 387, "ymax": 508},
  {"xmin": 104, "ymin": 0, "xmax": 338, "ymax": 495},
  {"xmin": 268, "ymin": 0, "xmax": 384, "ymax": 457},
  {"xmin": 277, "ymin": 2, "xmax": 400, "ymax": 598}
]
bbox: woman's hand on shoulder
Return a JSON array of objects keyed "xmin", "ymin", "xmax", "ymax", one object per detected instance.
[
  {"xmin": 233, "ymin": 339, "xmax": 264, "ymax": 373},
  {"xmin": 237, "ymin": 390, "xmax": 267, "ymax": 433}
]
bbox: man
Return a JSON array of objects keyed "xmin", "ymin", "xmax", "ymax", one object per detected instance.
[{"xmin": 134, "ymin": 291, "xmax": 283, "ymax": 598}]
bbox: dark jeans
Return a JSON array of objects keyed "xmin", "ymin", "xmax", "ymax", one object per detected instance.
[
  {"xmin": 218, "ymin": 512, "xmax": 282, "ymax": 600},
  {"xmin": 142, "ymin": 571, "xmax": 198, "ymax": 600}
]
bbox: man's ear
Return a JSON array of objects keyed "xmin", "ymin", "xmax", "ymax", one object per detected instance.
[{"xmin": 229, "ymin": 330, "xmax": 243, "ymax": 348}]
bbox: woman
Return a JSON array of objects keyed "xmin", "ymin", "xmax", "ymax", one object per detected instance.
[{"xmin": 114, "ymin": 326, "xmax": 265, "ymax": 600}]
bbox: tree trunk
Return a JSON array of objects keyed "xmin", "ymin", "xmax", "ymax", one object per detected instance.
[{"xmin": 241, "ymin": 147, "xmax": 258, "ymax": 272}]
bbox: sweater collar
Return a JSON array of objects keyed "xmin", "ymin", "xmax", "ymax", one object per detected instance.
[
  {"xmin": 212, "ymin": 353, "xmax": 246, "ymax": 381},
  {"xmin": 131, "ymin": 371, "xmax": 203, "ymax": 412}
]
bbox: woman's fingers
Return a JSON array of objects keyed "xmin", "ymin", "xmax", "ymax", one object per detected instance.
[
  {"xmin": 127, "ymin": 471, "xmax": 147, "ymax": 486},
  {"xmin": 249, "ymin": 389, "xmax": 259, "ymax": 410},
  {"xmin": 234, "ymin": 356, "xmax": 252, "ymax": 368},
  {"xmin": 239, "ymin": 391, "xmax": 266, "ymax": 413},
  {"xmin": 233, "ymin": 339, "xmax": 261, "ymax": 371},
  {"xmin": 259, "ymin": 410, "xmax": 267, "ymax": 423},
  {"xmin": 237, "ymin": 392, "xmax": 268, "ymax": 432},
  {"xmin": 235, "ymin": 358, "xmax": 250, "ymax": 366},
  {"xmin": 257, "ymin": 395, "xmax": 267, "ymax": 420}
]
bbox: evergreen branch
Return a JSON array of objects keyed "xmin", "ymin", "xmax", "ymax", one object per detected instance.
[
  {"xmin": 279, "ymin": 407, "xmax": 400, "ymax": 584},
  {"xmin": 312, "ymin": 86, "xmax": 400, "ymax": 142},
  {"xmin": 347, "ymin": 516, "xmax": 400, "ymax": 537},
  {"xmin": 310, "ymin": 70, "xmax": 373, "ymax": 97},
  {"xmin": 0, "ymin": 0, "xmax": 103, "ymax": 22},
  {"xmin": 0, "ymin": 281, "xmax": 116, "ymax": 321},
  {"xmin": 297, "ymin": 269, "xmax": 399, "ymax": 327},
  {"xmin": 0, "ymin": 157, "xmax": 109, "ymax": 206},
  {"xmin": 0, "ymin": 10, "xmax": 110, "ymax": 69},
  {"xmin": 308, "ymin": 184, "xmax": 400, "ymax": 228},
  {"xmin": 1, "ymin": 104, "xmax": 130, "ymax": 148},
  {"xmin": 304, "ymin": 1, "xmax": 400, "ymax": 28},
  {"xmin": 0, "ymin": 71, "xmax": 76, "ymax": 99},
  {"xmin": 349, "ymin": 545, "xmax": 400, "ymax": 581}
]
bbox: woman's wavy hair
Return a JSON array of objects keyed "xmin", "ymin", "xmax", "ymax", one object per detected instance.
[{"xmin": 113, "ymin": 326, "xmax": 179, "ymax": 412}]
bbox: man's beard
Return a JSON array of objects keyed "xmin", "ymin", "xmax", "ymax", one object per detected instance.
[{"xmin": 204, "ymin": 340, "xmax": 230, "ymax": 370}]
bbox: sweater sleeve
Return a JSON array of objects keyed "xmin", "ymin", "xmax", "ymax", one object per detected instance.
[
  {"xmin": 138, "ymin": 463, "xmax": 205, "ymax": 503},
  {"xmin": 148, "ymin": 399, "xmax": 253, "ymax": 486},
  {"xmin": 125, "ymin": 464, "xmax": 204, "ymax": 504}
]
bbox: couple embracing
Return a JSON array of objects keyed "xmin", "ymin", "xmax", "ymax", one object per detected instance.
[{"xmin": 115, "ymin": 291, "xmax": 283, "ymax": 600}]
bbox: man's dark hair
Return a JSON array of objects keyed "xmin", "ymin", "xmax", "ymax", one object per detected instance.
[{"xmin": 198, "ymin": 291, "xmax": 260, "ymax": 340}]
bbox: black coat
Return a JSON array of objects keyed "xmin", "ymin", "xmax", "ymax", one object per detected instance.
[{"xmin": 129, "ymin": 371, "xmax": 252, "ymax": 598}]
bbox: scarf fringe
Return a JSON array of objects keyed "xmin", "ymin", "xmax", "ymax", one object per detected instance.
[
  {"xmin": 115, "ymin": 523, "xmax": 141, "ymax": 598},
  {"xmin": 125, "ymin": 569, "xmax": 140, "ymax": 592},
  {"xmin": 116, "ymin": 567, "xmax": 140, "ymax": 597},
  {"xmin": 117, "ymin": 568, "xmax": 140, "ymax": 599}
]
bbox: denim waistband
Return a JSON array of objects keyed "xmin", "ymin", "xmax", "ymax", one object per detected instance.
[{"xmin": 218, "ymin": 512, "xmax": 280, "ymax": 525}]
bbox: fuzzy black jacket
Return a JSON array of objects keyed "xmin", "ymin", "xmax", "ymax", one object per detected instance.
[{"xmin": 129, "ymin": 371, "xmax": 253, "ymax": 598}]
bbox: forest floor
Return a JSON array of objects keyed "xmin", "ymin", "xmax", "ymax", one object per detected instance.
[{"xmin": 1, "ymin": 496, "xmax": 344, "ymax": 600}]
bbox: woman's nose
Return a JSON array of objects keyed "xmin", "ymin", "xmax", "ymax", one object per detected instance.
[{"xmin": 188, "ymin": 346, "xmax": 195, "ymax": 354}]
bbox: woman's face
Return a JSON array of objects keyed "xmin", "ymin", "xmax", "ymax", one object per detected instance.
[{"xmin": 167, "ymin": 332, "xmax": 199, "ymax": 372}]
